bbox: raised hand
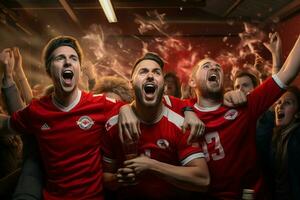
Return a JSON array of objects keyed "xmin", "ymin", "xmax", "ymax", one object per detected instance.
[
  {"xmin": 12, "ymin": 47, "xmax": 23, "ymax": 70},
  {"xmin": 0, "ymin": 48, "xmax": 15, "ymax": 88},
  {"xmin": 263, "ymin": 32, "xmax": 282, "ymax": 73},
  {"xmin": 263, "ymin": 32, "xmax": 282, "ymax": 55}
]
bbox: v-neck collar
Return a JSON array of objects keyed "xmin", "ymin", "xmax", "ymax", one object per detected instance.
[
  {"xmin": 193, "ymin": 103, "xmax": 221, "ymax": 112},
  {"xmin": 52, "ymin": 90, "xmax": 82, "ymax": 112}
]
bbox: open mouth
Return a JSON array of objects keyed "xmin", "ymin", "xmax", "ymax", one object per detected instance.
[
  {"xmin": 62, "ymin": 70, "xmax": 74, "ymax": 84},
  {"xmin": 208, "ymin": 74, "xmax": 218, "ymax": 82},
  {"xmin": 277, "ymin": 112, "xmax": 285, "ymax": 120},
  {"xmin": 144, "ymin": 84, "xmax": 156, "ymax": 94}
]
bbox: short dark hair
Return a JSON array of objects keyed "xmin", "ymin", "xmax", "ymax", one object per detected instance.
[
  {"xmin": 234, "ymin": 70, "xmax": 259, "ymax": 88},
  {"xmin": 42, "ymin": 36, "xmax": 83, "ymax": 75},
  {"xmin": 131, "ymin": 52, "xmax": 164, "ymax": 77}
]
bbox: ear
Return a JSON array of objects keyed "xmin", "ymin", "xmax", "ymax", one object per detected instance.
[
  {"xmin": 189, "ymin": 76, "xmax": 196, "ymax": 88},
  {"xmin": 295, "ymin": 112, "xmax": 300, "ymax": 119}
]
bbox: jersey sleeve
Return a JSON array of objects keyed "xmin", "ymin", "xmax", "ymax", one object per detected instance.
[
  {"xmin": 176, "ymin": 130, "xmax": 205, "ymax": 166},
  {"xmin": 101, "ymin": 123, "xmax": 118, "ymax": 165},
  {"xmin": 163, "ymin": 95, "xmax": 193, "ymax": 115},
  {"xmin": 247, "ymin": 75, "xmax": 285, "ymax": 120},
  {"xmin": 9, "ymin": 105, "xmax": 33, "ymax": 135}
]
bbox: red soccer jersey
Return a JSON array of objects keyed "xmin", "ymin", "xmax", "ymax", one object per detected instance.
[
  {"xmin": 102, "ymin": 105, "xmax": 204, "ymax": 200},
  {"xmin": 164, "ymin": 76, "xmax": 285, "ymax": 200},
  {"xmin": 10, "ymin": 91, "xmax": 123, "ymax": 200}
]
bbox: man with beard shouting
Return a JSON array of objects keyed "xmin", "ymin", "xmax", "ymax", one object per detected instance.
[{"xmin": 101, "ymin": 52, "xmax": 210, "ymax": 200}]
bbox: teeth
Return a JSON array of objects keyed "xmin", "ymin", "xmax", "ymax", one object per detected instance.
[
  {"xmin": 145, "ymin": 84, "xmax": 155, "ymax": 87},
  {"xmin": 144, "ymin": 83, "xmax": 156, "ymax": 94}
]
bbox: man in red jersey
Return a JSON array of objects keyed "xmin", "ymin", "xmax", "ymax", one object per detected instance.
[
  {"xmin": 101, "ymin": 52, "xmax": 210, "ymax": 200},
  {"xmin": 0, "ymin": 36, "xmax": 139, "ymax": 200},
  {"xmin": 184, "ymin": 35, "xmax": 300, "ymax": 200}
]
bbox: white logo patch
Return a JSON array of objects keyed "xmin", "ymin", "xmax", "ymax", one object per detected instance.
[
  {"xmin": 224, "ymin": 109, "xmax": 238, "ymax": 120},
  {"xmin": 77, "ymin": 116, "xmax": 94, "ymax": 130},
  {"xmin": 156, "ymin": 139, "xmax": 169, "ymax": 149}
]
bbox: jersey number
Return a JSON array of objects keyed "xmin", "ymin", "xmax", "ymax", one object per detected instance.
[{"xmin": 202, "ymin": 132, "xmax": 225, "ymax": 161}]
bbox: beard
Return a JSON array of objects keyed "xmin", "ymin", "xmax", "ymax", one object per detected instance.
[
  {"xmin": 201, "ymin": 84, "xmax": 223, "ymax": 101},
  {"xmin": 133, "ymin": 85, "xmax": 164, "ymax": 108}
]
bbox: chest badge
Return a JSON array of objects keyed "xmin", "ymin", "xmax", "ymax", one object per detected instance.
[
  {"xmin": 224, "ymin": 109, "xmax": 238, "ymax": 120},
  {"xmin": 77, "ymin": 116, "xmax": 94, "ymax": 130},
  {"xmin": 156, "ymin": 139, "xmax": 169, "ymax": 149}
]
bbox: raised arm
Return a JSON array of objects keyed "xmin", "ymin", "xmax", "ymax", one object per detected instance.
[
  {"xmin": 263, "ymin": 32, "xmax": 283, "ymax": 74},
  {"xmin": 12, "ymin": 47, "xmax": 33, "ymax": 104},
  {"xmin": 277, "ymin": 35, "xmax": 300, "ymax": 85},
  {"xmin": 0, "ymin": 48, "xmax": 25, "ymax": 114}
]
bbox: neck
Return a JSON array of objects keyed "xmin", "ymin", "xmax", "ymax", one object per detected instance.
[
  {"xmin": 132, "ymin": 101, "xmax": 164, "ymax": 124},
  {"xmin": 197, "ymin": 94, "xmax": 221, "ymax": 107},
  {"xmin": 53, "ymin": 87, "xmax": 79, "ymax": 107}
]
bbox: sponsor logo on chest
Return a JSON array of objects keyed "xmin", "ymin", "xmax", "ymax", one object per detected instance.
[
  {"xmin": 224, "ymin": 109, "xmax": 238, "ymax": 120},
  {"xmin": 77, "ymin": 116, "xmax": 94, "ymax": 130}
]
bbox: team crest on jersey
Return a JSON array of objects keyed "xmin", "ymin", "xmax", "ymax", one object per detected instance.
[
  {"xmin": 156, "ymin": 139, "xmax": 169, "ymax": 149},
  {"xmin": 77, "ymin": 116, "xmax": 94, "ymax": 130},
  {"xmin": 224, "ymin": 109, "xmax": 238, "ymax": 120}
]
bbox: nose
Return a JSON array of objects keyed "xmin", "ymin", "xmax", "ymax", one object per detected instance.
[
  {"xmin": 238, "ymin": 87, "xmax": 243, "ymax": 92},
  {"xmin": 146, "ymin": 72, "xmax": 154, "ymax": 80},
  {"xmin": 63, "ymin": 58, "xmax": 72, "ymax": 67}
]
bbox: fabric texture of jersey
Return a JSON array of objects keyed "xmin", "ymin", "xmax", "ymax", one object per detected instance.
[
  {"xmin": 102, "ymin": 105, "xmax": 204, "ymax": 200},
  {"xmin": 10, "ymin": 91, "xmax": 123, "ymax": 200}
]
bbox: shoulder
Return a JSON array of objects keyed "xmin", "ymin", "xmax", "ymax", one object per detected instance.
[
  {"xmin": 26, "ymin": 96, "xmax": 50, "ymax": 111},
  {"xmin": 161, "ymin": 106, "xmax": 184, "ymax": 130},
  {"xmin": 84, "ymin": 92, "xmax": 119, "ymax": 104}
]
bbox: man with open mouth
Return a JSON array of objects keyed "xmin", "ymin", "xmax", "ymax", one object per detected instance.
[
  {"xmin": 0, "ymin": 36, "xmax": 141, "ymax": 200},
  {"xmin": 101, "ymin": 52, "xmax": 210, "ymax": 200},
  {"xmin": 181, "ymin": 35, "xmax": 300, "ymax": 200}
]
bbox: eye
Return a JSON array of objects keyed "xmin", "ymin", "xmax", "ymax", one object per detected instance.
[
  {"xmin": 215, "ymin": 64, "xmax": 221, "ymax": 70},
  {"xmin": 285, "ymin": 100, "xmax": 292, "ymax": 105},
  {"xmin": 54, "ymin": 55, "xmax": 64, "ymax": 61},
  {"xmin": 70, "ymin": 56, "xmax": 78, "ymax": 61},
  {"xmin": 139, "ymin": 68, "xmax": 148, "ymax": 75},
  {"xmin": 154, "ymin": 69, "xmax": 162, "ymax": 75},
  {"xmin": 202, "ymin": 64, "xmax": 210, "ymax": 69}
]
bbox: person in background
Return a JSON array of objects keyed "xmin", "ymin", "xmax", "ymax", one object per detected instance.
[
  {"xmin": 233, "ymin": 32, "xmax": 282, "ymax": 95},
  {"xmin": 93, "ymin": 76, "xmax": 133, "ymax": 102},
  {"xmin": 164, "ymin": 72, "xmax": 181, "ymax": 98},
  {"xmin": 272, "ymin": 87, "xmax": 300, "ymax": 200}
]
